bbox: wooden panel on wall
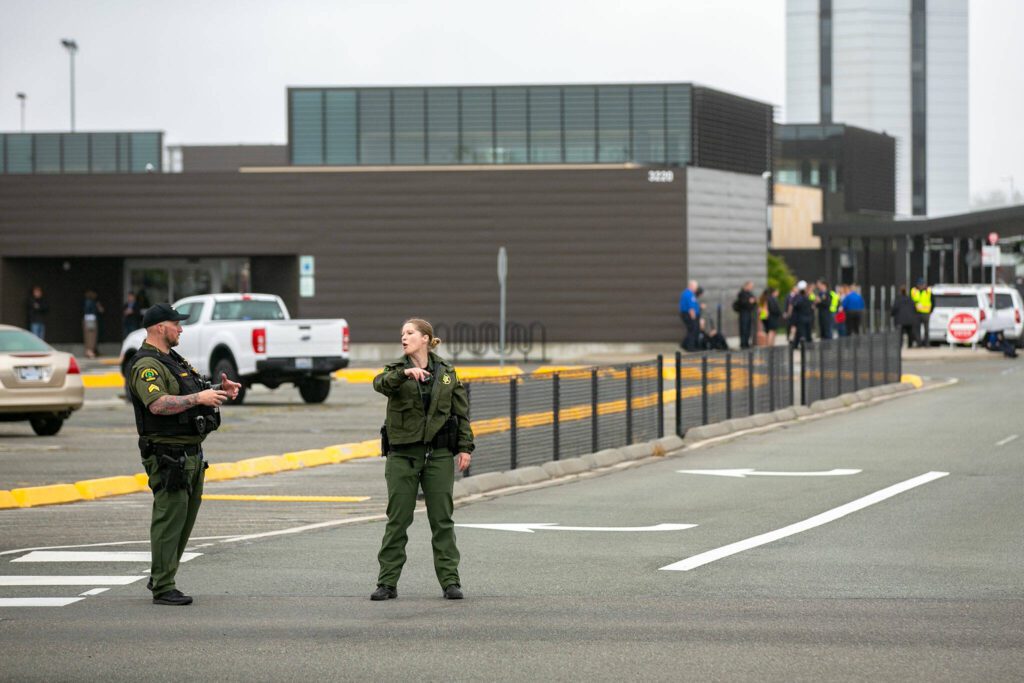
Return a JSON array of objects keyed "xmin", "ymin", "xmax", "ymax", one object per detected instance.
[{"xmin": 0, "ymin": 168, "xmax": 688, "ymax": 342}]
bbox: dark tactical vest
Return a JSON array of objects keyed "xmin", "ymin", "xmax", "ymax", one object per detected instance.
[{"xmin": 130, "ymin": 348, "xmax": 221, "ymax": 437}]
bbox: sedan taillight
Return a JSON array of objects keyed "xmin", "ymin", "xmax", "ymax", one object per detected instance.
[
  {"xmin": 68, "ymin": 356, "xmax": 80, "ymax": 375},
  {"xmin": 252, "ymin": 328, "xmax": 266, "ymax": 354}
]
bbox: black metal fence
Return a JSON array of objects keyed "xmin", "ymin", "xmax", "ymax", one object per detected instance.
[
  {"xmin": 800, "ymin": 330, "xmax": 902, "ymax": 405},
  {"xmin": 462, "ymin": 331, "xmax": 900, "ymax": 476},
  {"xmin": 465, "ymin": 358, "xmax": 663, "ymax": 475},
  {"xmin": 672, "ymin": 345, "xmax": 794, "ymax": 436}
]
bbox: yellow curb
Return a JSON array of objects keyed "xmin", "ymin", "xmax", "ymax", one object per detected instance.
[
  {"xmin": 74, "ymin": 475, "xmax": 146, "ymax": 500},
  {"xmin": 11, "ymin": 484, "xmax": 83, "ymax": 508},
  {"xmin": 283, "ymin": 448, "xmax": 337, "ymax": 469},
  {"xmin": 234, "ymin": 455, "xmax": 297, "ymax": 477},
  {"xmin": 134, "ymin": 473, "xmax": 150, "ymax": 488},
  {"xmin": 333, "ymin": 368, "xmax": 380, "ymax": 383},
  {"xmin": 901, "ymin": 373, "xmax": 923, "ymax": 389},
  {"xmin": 81, "ymin": 372, "xmax": 124, "ymax": 389},
  {"xmin": 204, "ymin": 462, "xmax": 241, "ymax": 482},
  {"xmin": 0, "ymin": 490, "xmax": 19, "ymax": 509}
]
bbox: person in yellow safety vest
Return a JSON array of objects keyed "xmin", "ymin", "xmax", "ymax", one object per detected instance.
[
  {"xmin": 910, "ymin": 277, "xmax": 932, "ymax": 346},
  {"xmin": 814, "ymin": 279, "xmax": 839, "ymax": 339}
]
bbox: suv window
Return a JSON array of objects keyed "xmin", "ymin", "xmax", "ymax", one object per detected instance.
[
  {"xmin": 211, "ymin": 300, "xmax": 286, "ymax": 321},
  {"xmin": 994, "ymin": 293, "xmax": 1015, "ymax": 310},
  {"xmin": 933, "ymin": 294, "xmax": 980, "ymax": 309}
]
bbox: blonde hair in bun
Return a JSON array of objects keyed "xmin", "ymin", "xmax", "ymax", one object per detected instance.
[{"xmin": 404, "ymin": 318, "xmax": 441, "ymax": 349}]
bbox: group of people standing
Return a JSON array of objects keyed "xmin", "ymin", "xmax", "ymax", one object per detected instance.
[
  {"xmin": 25, "ymin": 286, "xmax": 149, "ymax": 357},
  {"xmin": 782, "ymin": 279, "xmax": 865, "ymax": 347},
  {"xmin": 890, "ymin": 278, "xmax": 932, "ymax": 348},
  {"xmin": 680, "ymin": 278, "xmax": 874, "ymax": 352}
]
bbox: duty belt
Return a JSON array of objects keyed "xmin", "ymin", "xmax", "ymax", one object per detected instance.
[{"xmin": 139, "ymin": 437, "xmax": 202, "ymax": 460}]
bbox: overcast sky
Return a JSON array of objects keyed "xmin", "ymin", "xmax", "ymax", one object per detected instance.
[{"xmin": 0, "ymin": 0, "xmax": 1019, "ymax": 199}]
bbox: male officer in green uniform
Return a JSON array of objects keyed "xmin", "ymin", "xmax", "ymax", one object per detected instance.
[
  {"xmin": 371, "ymin": 319, "xmax": 474, "ymax": 601},
  {"xmin": 129, "ymin": 303, "xmax": 240, "ymax": 606}
]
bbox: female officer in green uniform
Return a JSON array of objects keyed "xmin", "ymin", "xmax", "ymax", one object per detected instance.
[{"xmin": 371, "ymin": 318, "xmax": 474, "ymax": 601}]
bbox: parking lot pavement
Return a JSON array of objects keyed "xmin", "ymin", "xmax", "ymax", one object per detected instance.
[
  {"xmin": 0, "ymin": 356, "xmax": 1021, "ymax": 680},
  {"xmin": 0, "ymin": 381, "xmax": 385, "ymax": 489}
]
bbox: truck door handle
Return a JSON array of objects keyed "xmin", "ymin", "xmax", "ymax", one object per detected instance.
[{"xmin": 301, "ymin": 335, "xmax": 311, "ymax": 341}]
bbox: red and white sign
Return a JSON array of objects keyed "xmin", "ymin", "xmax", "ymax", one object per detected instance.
[{"xmin": 947, "ymin": 312, "xmax": 980, "ymax": 344}]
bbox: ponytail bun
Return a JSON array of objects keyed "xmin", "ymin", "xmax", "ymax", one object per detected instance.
[{"xmin": 429, "ymin": 337, "xmax": 442, "ymax": 349}]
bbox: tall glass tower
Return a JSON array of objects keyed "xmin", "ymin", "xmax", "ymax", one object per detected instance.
[{"xmin": 786, "ymin": 0, "xmax": 967, "ymax": 217}]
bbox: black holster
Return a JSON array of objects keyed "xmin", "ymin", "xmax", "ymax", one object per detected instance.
[
  {"xmin": 380, "ymin": 425, "xmax": 390, "ymax": 457},
  {"xmin": 139, "ymin": 437, "xmax": 193, "ymax": 494}
]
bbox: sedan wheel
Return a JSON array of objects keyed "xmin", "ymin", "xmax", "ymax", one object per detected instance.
[{"xmin": 30, "ymin": 416, "xmax": 64, "ymax": 436}]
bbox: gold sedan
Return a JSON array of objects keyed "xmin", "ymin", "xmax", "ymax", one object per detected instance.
[{"xmin": 0, "ymin": 325, "xmax": 84, "ymax": 436}]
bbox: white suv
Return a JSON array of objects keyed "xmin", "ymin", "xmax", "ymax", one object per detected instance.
[{"xmin": 928, "ymin": 285, "xmax": 994, "ymax": 345}]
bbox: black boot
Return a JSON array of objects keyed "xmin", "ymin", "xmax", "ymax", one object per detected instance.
[
  {"xmin": 443, "ymin": 584, "xmax": 464, "ymax": 600},
  {"xmin": 152, "ymin": 589, "xmax": 193, "ymax": 606},
  {"xmin": 370, "ymin": 585, "xmax": 397, "ymax": 601}
]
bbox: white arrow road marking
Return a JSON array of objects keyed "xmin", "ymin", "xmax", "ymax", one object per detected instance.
[
  {"xmin": 676, "ymin": 468, "xmax": 862, "ymax": 478},
  {"xmin": 0, "ymin": 598, "xmax": 85, "ymax": 607},
  {"xmin": 660, "ymin": 471, "xmax": 949, "ymax": 572},
  {"xmin": 12, "ymin": 551, "xmax": 201, "ymax": 563},
  {"xmin": 456, "ymin": 523, "xmax": 697, "ymax": 533},
  {"xmin": 995, "ymin": 434, "xmax": 1019, "ymax": 447},
  {"xmin": 0, "ymin": 576, "xmax": 146, "ymax": 586}
]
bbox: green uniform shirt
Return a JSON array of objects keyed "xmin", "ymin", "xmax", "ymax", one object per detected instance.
[
  {"xmin": 373, "ymin": 352, "xmax": 475, "ymax": 453},
  {"xmin": 131, "ymin": 342, "xmax": 204, "ymax": 446}
]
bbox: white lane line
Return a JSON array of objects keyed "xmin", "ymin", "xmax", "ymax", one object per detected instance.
[
  {"xmin": 79, "ymin": 588, "xmax": 109, "ymax": 596},
  {"xmin": 995, "ymin": 434, "xmax": 1019, "ymax": 447},
  {"xmin": 0, "ymin": 576, "xmax": 146, "ymax": 586},
  {"xmin": 0, "ymin": 598, "xmax": 86, "ymax": 607},
  {"xmin": 12, "ymin": 551, "xmax": 201, "ymax": 563},
  {"xmin": 221, "ymin": 513, "xmax": 388, "ymax": 543},
  {"xmin": 660, "ymin": 471, "xmax": 950, "ymax": 572},
  {"xmin": 0, "ymin": 535, "xmax": 235, "ymax": 558}
]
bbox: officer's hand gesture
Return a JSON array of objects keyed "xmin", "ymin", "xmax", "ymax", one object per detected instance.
[
  {"xmin": 197, "ymin": 388, "xmax": 229, "ymax": 407},
  {"xmin": 456, "ymin": 452, "xmax": 471, "ymax": 472},
  {"xmin": 220, "ymin": 372, "xmax": 242, "ymax": 400},
  {"xmin": 404, "ymin": 367, "xmax": 432, "ymax": 383}
]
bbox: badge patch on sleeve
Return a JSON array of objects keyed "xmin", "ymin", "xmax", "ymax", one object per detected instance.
[
  {"xmin": 140, "ymin": 368, "xmax": 159, "ymax": 382},
  {"xmin": 147, "ymin": 384, "xmax": 161, "ymax": 393}
]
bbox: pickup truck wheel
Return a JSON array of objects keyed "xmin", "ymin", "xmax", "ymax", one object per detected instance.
[
  {"xmin": 213, "ymin": 358, "xmax": 247, "ymax": 405},
  {"xmin": 30, "ymin": 415, "xmax": 64, "ymax": 436},
  {"xmin": 298, "ymin": 377, "xmax": 331, "ymax": 403}
]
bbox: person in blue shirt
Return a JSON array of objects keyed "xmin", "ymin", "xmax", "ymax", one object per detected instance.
[
  {"xmin": 841, "ymin": 285, "xmax": 865, "ymax": 335},
  {"xmin": 679, "ymin": 280, "xmax": 700, "ymax": 351}
]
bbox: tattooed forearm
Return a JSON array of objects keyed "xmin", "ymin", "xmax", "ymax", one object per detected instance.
[{"xmin": 149, "ymin": 394, "xmax": 199, "ymax": 415}]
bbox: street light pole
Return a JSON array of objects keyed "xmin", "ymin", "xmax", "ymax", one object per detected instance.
[
  {"xmin": 60, "ymin": 39, "xmax": 78, "ymax": 132},
  {"xmin": 16, "ymin": 92, "xmax": 26, "ymax": 132}
]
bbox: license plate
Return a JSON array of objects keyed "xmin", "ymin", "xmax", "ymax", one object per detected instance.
[
  {"xmin": 16, "ymin": 366, "xmax": 47, "ymax": 381},
  {"xmin": 295, "ymin": 357, "xmax": 313, "ymax": 370}
]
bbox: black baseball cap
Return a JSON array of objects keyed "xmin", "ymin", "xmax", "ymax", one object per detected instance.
[{"xmin": 143, "ymin": 303, "xmax": 191, "ymax": 328}]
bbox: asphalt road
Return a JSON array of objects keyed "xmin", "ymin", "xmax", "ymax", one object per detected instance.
[{"xmin": 1, "ymin": 357, "xmax": 1022, "ymax": 681}]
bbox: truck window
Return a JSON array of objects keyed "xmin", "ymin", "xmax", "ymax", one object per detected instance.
[
  {"xmin": 174, "ymin": 301, "xmax": 203, "ymax": 326},
  {"xmin": 932, "ymin": 294, "xmax": 979, "ymax": 309},
  {"xmin": 211, "ymin": 300, "xmax": 286, "ymax": 321}
]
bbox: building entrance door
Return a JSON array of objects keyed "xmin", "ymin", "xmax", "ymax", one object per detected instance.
[{"xmin": 124, "ymin": 258, "xmax": 250, "ymax": 307}]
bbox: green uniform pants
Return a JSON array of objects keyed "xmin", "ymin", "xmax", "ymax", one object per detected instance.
[
  {"xmin": 142, "ymin": 452, "xmax": 205, "ymax": 595},
  {"xmin": 377, "ymin": 445, "xmax": 460, "ymax": 588}
]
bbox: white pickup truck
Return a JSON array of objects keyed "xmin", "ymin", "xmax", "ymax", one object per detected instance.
[{"xmin": 120, "ymin": 293, "xmax": 349, "ymax": 404}]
